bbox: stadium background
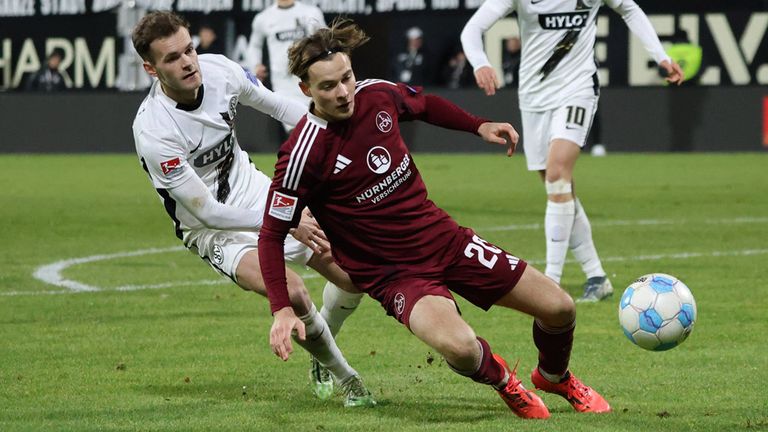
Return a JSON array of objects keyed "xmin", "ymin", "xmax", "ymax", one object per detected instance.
[{"xmin": 0, "ymin": 0, "xmax": 766, "ymax": 153}]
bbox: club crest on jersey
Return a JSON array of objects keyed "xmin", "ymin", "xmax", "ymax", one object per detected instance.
[
  {"xmin": 227, "ymin": 96, "xmax": 238, "ymax": 119},
  {"xmin": 375, "ymin": 111, "xmax": 393, "ymax": 133},
  {"xmin": 394, "ymin": 292, "xmax": 406, "ymax": 316},
  {"xmin": 367, "ymin": 146, "xmax": 391, "ymax": 174},
  {"xmin": 268, "ymin": 191, "xmax": 298, "ymax": 221},
  {"xmin": 160, "ymin": 157, "xmax": 181, "ymax": 175}
]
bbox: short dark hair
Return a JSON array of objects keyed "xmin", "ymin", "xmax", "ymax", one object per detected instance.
[
  {"xmin": 287, "ymin": 18, "xmax": 370, "ymax": 82},
  {"xmin": 132, "ymin": 11, "xmax": 190, "ymax": 63}
]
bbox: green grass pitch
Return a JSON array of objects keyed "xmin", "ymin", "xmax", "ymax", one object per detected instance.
[{"xmin": 0, "ymin": 153, "xmax": 766, "ymax": 431}]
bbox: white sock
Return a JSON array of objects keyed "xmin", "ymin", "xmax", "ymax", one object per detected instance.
[
  {"xmin": 320, "ymin": 282, "xmax": 364, "ymax": 337},
  {"xmin": 538, "ymin": 367, "xmax": 566, "ymax": 383},
  {"xmin": 294, "ymin": 304, "xmax": 356, "ymax": 383},
  {"xmin": 545, "ymin": 199, "xmax": 576, "ymax": 283},
  {"xmin": 569, "ymin": 198, "xmax": 606, "ymax": 279}
]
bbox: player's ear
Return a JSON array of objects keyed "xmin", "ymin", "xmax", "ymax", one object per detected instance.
[
  {"xmin": 143, "ymin": 61, "xmax": 158, "ymax": 78},
  {"xmin": 299, "ymin": 81, "xmax": 312, "ymax": 98}
]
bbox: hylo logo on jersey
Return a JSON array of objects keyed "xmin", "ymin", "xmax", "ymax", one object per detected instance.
[
  {"xmin": 394, "ymin": 292, "xmax": 406, "ymax": 316},
  {"xmin": 268, "ymin": 191, "xmax": 298, "ymax": 221},
  {"xmin": 376, "ymin": 111, "xmax": 393, "ymax": 133},
  {"xmin": 160, "ymin": 157, "xmax": 181, "ymax": 175},
  {"xmin": 367, "ymin": 146, "xmax": 391, "ymax": 174},
  {"xmin": 539, "ymin": 12, "xmax": 589, "ymax": 30}
]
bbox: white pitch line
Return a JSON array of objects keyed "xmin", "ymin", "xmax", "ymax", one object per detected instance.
[
  {"xmin": 11, "ymin": 215, "xmax": 767, "ymax": 297},
  {"xmin": 30, "ymin": 246, "xmax": 185, "ymax": 293},
  {"xmin": 482, "ymin": 216, "xmax": 768, "ymax": 232}
]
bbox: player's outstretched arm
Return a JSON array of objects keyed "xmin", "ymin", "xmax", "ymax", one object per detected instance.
[
  {"xmin": 478, "ymin": 122, "xmax": 519, "ymax": 156},
  {"xmin": 270, "ymin": 307, "xmax": 305, "ymax": 361},
  {"xmin": 460, "ymin": 0, "xmax": 510, "ymax": 96}
]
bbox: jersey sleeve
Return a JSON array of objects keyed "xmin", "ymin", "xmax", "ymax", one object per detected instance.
[
  {"xmin": 258, "ymin": 128, "xmax": 325, "ymax": 313},
  {"xmin": 461, "ymin": 0, "xmax": 516, "ymax": 71},
  {"xmin": 609, "ymin": 0, "xmax": 670, "ymax": 64},
  {"xmin": 136, "ymin": 128, "xmax": 196, "ymax": 190},
  {"xmin": 390, "ymin": 83, "xmax": 488, "ymax": 134},
  {"xmin": 227, "ymin": 57, "xmax": 307, "ymax": 127},
  {"xmin": 245, "ymin": 14, "xmax": 266, "ymax": 71}
]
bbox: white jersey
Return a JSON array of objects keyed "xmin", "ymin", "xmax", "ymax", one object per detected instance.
[
  {"xmin": 132, "ymin": 54, "xmax": 304, "ymax": 242},
  {"xmin": 246, "ymin": 1, "xmax": 326, "ymax": 98},
  {"xmin": 462, "ymin": 0, "xmax": 670, "ymax": 111}
]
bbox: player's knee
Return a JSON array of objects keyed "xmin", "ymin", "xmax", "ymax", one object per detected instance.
[
  {"xmin": 545, "ymin": 178, "xmax": 572, "ymax": 195},
  {"xmin": 439, "ymin": 331, "xmax": 479, "ymax": 365},
  {"xmin": 286, "ymin": 279, "xmax": 312, "ymax": 314},
  {"xmin": 548, "ymin": 290, "xmax": 576, "ymax": 327}
]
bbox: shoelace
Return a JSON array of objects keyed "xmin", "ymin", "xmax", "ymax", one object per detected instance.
[{"xmin": 566, "ymin": 376, "xmax": 592, "ymax": 400}]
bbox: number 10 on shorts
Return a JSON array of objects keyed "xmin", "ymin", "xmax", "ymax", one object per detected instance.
[{"xmin": 464, "ymin": 235, "xmax": 520, "ymax": 271}]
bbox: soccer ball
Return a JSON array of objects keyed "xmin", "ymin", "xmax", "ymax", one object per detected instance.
[{"xmin": 618, "ymin": 273, "xmax": 697, "ymax": 351}]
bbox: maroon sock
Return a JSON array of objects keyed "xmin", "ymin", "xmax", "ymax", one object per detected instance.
[
  {"xmin": 532, "ymin": 320, "xmax": 574, "ymax": 377},
  {"xmin": 467, "ymin": 337, "xmax": 507, "ymax": 387}
]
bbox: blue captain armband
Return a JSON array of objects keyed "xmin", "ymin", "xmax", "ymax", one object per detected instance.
[{"xmin": 243, "ymin": 67, "xmax": 260, "ymax": 86}]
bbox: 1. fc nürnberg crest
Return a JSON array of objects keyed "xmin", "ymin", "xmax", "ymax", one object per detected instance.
[
  {"xmin": 367, "ymin": 146, "xmax": 391, "ymax": 174},
  {"xmin": 376, "ymin": 111, "xmax": 393, "ymax": 133},
  {"xmin": 394, "ymin": 292, "xmax": 406, "ymax": 316}
]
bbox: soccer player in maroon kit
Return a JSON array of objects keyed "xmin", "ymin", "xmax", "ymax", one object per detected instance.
[{"xmin": 258, "ymin": 19, "xmax": 610, "ymax": 419}]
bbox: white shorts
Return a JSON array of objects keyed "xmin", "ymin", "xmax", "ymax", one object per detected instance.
[
  {"xmin": 187, "ymin": 229, "xmax": 313, "ymax": 283},
  {"xmin": 521, "ymin": 94, "xmax": 599, "ymax": 171}
]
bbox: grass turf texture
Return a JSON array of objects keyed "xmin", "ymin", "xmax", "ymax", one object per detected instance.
[{"xmin": 0, "ymin": 153, "xmax": 766, "ymax": 431}]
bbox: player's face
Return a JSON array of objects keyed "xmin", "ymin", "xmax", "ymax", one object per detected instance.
[
  {"xmin": 301, "ymin": 53, "xmax": 356, "ymax": 122},
  {"xmin": 143, "ymin": 27, "xmax": 202, "ymax": 105}
]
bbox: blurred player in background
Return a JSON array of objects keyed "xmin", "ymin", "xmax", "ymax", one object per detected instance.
[
  {"xmin": 259, "ymin": 18, "xmax": 611, "ymax": 419},
  {"xmin": 246, "ymin": 0, "xmax": 326, "ymax": 132},
  {"xmin": 461, "ymin": 0, "xmax": 683, "ymax": 302},
  {"xmin": 130, "ymin": 11, "xmax": 374, "ymax": 408}
]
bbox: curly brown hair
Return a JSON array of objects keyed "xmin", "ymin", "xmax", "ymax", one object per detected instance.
[
  {"xmin": 288, "ymin": 17, "xmax": 370, "ymax": 82},
  {"xmin": 132, "ymin": 11, "xmax": 190, "ymax": 63}
]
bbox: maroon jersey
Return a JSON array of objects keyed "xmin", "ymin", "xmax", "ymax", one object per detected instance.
[{"xmin": 260, "ymin": 79, "xmax": 487, "ymax": 312}]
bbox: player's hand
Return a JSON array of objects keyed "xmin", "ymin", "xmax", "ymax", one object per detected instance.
[
  {"xmin": 474, "ymin": 66, "xmax": 500, "ymax": 96},
  {"xmin": 255, "ymin": 64, "xmax": 268, "ymax": 81},
  {"xmin": 290, "ymin": 208, "xmax": 330, "ymax": 254},
  {"xmin": 270, "ymin": 307, "xmax": 305, "ymax": 361},
  {"xmin": 478, "ymin": 122, "xmax": 519, "ymax": 156},
  {"xmin": 660, "ymin": 60, "xmax": 684, "ymax": 85}
]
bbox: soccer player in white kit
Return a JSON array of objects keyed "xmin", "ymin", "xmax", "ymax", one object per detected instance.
[
  {"xmin": 461, "ymin": 0, "xmax": 683, "ymax": 302},
  {"xmin": 246, "ymin": 0, "xmax": 326, "ymax": 131},
  {"xmin": 130, "ymin": 11, "xmax": 374, "ymax": 408}
]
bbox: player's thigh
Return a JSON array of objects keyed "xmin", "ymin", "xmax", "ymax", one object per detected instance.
[
  {"xmin": 190, "ymin": 229, "xmax": 309, "ymax": 299},
  {"xmin": 547, "ymin": 95, "xmax": 599, "ymax": 177},
  {"xmin": 521, "ymin": 110, "xmax": 551, "ymax": 172},
  {"xmin": 367, "ymin": 277, "xmax": 456, "ymax": 329},
  {"xmin": 306, "ymin": 253, "xmax": 359, "ymax": 293},
  {"xmin": 495, "ymin": 264, "xmax": 575, "ymax": 327},
  {"xmin": 409, "ymin": 295, "xmax": 477, "ymax": 359},
  {"xmin": 190, "ymin": 230, "xmax": 260, "ymax": 284}
]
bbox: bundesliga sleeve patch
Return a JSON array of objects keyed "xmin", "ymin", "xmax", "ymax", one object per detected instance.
[
  {"xmin": 268, "ymin": 191, "xmax": 298, "ymax": 221},
  {"xmin": 160, "ymin": 157, "xmax": 181, "ymax": 175}
]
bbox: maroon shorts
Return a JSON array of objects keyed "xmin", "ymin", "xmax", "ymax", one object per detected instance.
[{"xmin": 366, "ymin": 227, "xmax": 528, "ymax": 328}]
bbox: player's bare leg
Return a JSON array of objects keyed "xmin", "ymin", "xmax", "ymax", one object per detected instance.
[
  {"xmin": 235, "ymin": 251, "xmax": 373, "ymax": 406},
  {"xmin": 495, "ymin": 265, "xmax": 610, "ymax": 413},
  {"xmin": 541, "ymin": 139, "xmax": 611, "ymax": 301},
  {"xmin": 409, "ymin": 295, "xmax": 549, "ymax": 419}
]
